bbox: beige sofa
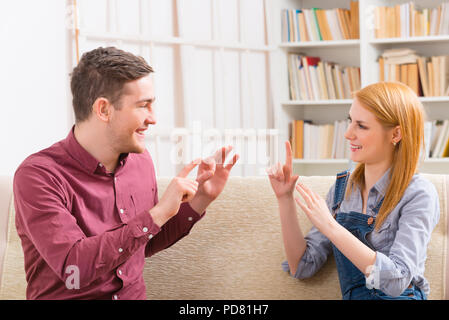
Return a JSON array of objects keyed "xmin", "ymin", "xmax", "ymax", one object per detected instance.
[{"xmin": 0, "ymin": 174, "xmax": 448, "ymax": 300}]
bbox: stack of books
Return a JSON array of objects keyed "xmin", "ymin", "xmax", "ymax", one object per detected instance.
[
  {"xmin": 378, "ymin": 48, "xmax": 449, "ymax": 97},
  {"xmin": 281, "ymin": 2, "xmax": 359, "ymax": 42},
  {"xmin": 288, "ymin": 54, "xmax": 361, "ymax": 101},
  {"xmin": 290, "ymin": 120, "xmax": 350, "ymax": 159},
  {"xmin": 374, "ymin": 1, "xmax": 449, "ymax": 38}
]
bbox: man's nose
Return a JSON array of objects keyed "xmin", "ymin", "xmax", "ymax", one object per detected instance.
[{"xmin": 145, "ymin": 110, "xmax": 156, "ymax": 125}]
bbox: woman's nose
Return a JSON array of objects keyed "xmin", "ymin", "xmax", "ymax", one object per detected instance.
[{"xmin": 344, "ymin": 124, "xmax": 354, "ymax": 140}]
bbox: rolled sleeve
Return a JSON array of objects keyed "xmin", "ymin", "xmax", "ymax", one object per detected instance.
[
  {"xmin": 284, "ymin": 227, "xmax": 333, "ymax": 279},
  {"xmin": 365, "ymin": 180, "xmax": 440, "ymax": 297}
]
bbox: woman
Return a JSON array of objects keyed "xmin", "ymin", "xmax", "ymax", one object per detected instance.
[{"xmin": 267, "ymin": 82, "xmax": 440, "ymax": 300}]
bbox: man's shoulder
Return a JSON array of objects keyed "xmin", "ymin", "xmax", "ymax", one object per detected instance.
[{"xmin": 15, "ymin": 140, "xmax": 67, "ymax": 177}]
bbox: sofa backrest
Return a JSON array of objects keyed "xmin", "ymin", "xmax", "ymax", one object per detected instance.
[{"xmin": 0, "ymin": 175, "xmax": 448, "ymax": 299}]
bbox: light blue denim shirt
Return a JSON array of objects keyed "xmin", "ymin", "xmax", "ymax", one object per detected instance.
[{"xmin": 282, "ymin": 169, "xmax": 440, "ymax": 297}]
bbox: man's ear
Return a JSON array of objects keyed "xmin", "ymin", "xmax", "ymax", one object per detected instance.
[{"xmin": 92, "ymin": 97, "xmax": 112, "ymax": 122}]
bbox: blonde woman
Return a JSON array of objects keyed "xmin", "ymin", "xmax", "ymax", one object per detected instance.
[{"xmin": 267, "ymin": 82, "xmax": 440, "ymax": 300}]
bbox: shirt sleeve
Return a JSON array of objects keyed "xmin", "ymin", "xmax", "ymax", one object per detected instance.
[
  {"xmin": 366, "ymin": 180, "xmax": 440, "ymax": 297},
  {"xmin": 144, "ymin": 181, "xmax": 205, "ymax": 257},
  {"xmin": 282, "ymin": 183, "xmax": 335, "ymax": 279},
  {"xmin": 14, "ymin": 164, "xmax": 161, "ymax": 289}
]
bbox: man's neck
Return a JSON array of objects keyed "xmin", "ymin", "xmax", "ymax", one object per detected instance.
[{"xmin": 74, "ymin": 123, "xmax": 119, "ymax": 173}]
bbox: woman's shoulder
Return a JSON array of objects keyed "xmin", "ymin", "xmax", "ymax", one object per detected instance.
[
  {"xmin": 406, "ymin": 173, "xmax": 439, "ymax": 197},
  {"xmin": 399, "ymin": 174, "xmax": 440, "ymax": 214}
]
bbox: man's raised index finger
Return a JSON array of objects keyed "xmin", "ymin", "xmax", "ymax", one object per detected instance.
[{"xmin": 177, "ymin": 158, "xmax": 201, "ymax": 178}]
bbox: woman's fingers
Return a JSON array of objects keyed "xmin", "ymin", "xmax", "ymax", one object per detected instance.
[
  {"xmin": 276, "ymin": 162, "xmax": 284, "ymax": 181},
  {"xmin": 295, "ymin": 182, "xmax": 316, "ymax": 208},
  {"xmin": 283, "ymin": 141, "xmax": 293, "ymax": 180}
]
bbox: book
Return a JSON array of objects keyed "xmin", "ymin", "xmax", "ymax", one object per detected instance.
[
  {"xmin": 295, "ymin": 120, "xmax": 304, "ymax": 159},
  {"xmin": 432, "ymin": 119, "xmax": 449, "ymax": 158},
  {"xmin": 350, "ymin": 1, "xmax": 360, "ymax": 39}
]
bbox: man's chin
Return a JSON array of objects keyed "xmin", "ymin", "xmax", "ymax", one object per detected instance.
[{"xmin": 126, "ymin": 143, "xmax": 146, "ymax": 154}]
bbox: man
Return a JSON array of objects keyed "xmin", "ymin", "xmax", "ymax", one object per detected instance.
[{"xmin": 13, "ymin": 47, "xmax": 238, "ymax": 299}]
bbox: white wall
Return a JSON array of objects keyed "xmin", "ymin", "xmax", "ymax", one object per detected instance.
[
  {"xmin": 0, "ymin": 0, "xmax": 70, "ymax": 176},
  {"xmin": 0, "ymin": 0, "xmax": 273, "ymax": 178}
]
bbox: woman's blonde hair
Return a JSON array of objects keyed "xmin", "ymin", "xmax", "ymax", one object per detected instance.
[{"xmin": 348, "ymin": 82, "xmax": 426, "ymax": 230}]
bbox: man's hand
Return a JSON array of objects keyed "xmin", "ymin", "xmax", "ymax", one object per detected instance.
[
  {"xmin": 189, "ymin": 146, "xmax": 239, "ymax": 214},
  {"xmin": 149, "ymin": 159, "xmax": 200, "ymax": 227}
]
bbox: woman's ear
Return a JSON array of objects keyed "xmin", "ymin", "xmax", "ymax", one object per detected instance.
[
  {"xmin": 93, "ymin": 97, "xmax": 112, "ymax": 122},
  {"xmin": 392, "ymin": 125, "xmax": 402, "ymax": 145}
]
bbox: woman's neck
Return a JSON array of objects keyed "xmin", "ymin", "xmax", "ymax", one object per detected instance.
[{"xmin": 363, "ymin": 161, "xmax": 391, "ymax": 193}]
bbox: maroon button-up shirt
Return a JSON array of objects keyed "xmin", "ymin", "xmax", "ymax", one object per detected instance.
[{"xmin": 13, "ymin": 127, "xmax": 203, "ymax": 300}]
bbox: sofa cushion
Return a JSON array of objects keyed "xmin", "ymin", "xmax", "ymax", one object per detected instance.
[{"xmin": 0, "ymin": 175, "xmax": 447, "ymax": 300}]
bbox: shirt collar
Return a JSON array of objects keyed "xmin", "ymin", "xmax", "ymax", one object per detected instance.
[{"xmin": 63, "ymin": 126, "xmax": 129, "ymax": 175}]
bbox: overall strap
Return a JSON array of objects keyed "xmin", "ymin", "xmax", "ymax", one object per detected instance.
[{"xmin": 332, "ymin": 170, "xmax": 351, "ymax": 215}]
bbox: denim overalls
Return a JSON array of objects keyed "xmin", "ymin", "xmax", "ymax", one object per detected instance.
[{"xmin": 330, "ymin": 170, "xmax": 426, "ymax": 300}]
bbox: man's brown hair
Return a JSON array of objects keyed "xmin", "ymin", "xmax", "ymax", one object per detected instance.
[{"xmin": 70, "ymin": 46, "xmax": 154, "ymax": 123}]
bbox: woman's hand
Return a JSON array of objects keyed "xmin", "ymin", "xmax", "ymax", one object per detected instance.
[
  {"xmin": 266, "ymin": 141, "xmax": 299, "ymax": 200},
  {"xmin": 294, "ymin": 181, "xmax": 336, "ymax": 235}
]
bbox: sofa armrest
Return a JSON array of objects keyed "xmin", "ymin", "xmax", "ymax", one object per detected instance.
[{"xmin": 0, "ymin": 176, "xmax": 13, "ymax": 288}]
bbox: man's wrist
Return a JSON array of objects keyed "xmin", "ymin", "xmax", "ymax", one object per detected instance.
[
  {"xmin": 189, "ymin": 193, "xmax": 213, "ymax": 215},
  {"xmin": 149, "ymin": 204, "xmax": 170, "ymax": 228}
]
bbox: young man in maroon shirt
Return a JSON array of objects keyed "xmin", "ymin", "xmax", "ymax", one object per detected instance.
[{"xmin": 13, "ymin": 47, "xmax": 238, "ymax": 299}]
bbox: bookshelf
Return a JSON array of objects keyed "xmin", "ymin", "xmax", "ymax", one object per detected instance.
[{"xmin": 274, "ymin": 0, "xmax": 449, "ymax": 176}]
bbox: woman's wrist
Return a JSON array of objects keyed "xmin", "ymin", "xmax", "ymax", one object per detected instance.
[{"xmin": 276, "ymin": 193, "xmax": 294, "ymax": 203}]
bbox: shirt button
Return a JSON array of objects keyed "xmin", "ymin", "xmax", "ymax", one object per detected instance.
[
  {"xmin": 99, "ymin": 163, "xmax": 103, "ymax": 167},
  {"xmin": 142, "ymin": 227, "xmax": 148, "ymax": 233},
  {"xmin": 118, "ymin": 248, "xmax": 123, "ymax": 253},
  {"xmin": 118, "ymin": 269, "xmax": 122, "ymax": 275},
  {"xmin": 188, "ymin": 217, "xmax": 193, "ymax": 221},
  {"xmin": 148, "ymin": 234, "xmax": 153, "ymax": 240},
  {"xmin": 113, "ymin": 295, "xmax": 118, "ymax": 300},
  {"xmin": 120, "ymin": 209, "xmax": 124, "ymax": 214}
]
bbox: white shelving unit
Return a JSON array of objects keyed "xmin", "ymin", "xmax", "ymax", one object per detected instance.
[{"xmin": 273, "ymin": 0, "xmax": 449, "ymax": 176}]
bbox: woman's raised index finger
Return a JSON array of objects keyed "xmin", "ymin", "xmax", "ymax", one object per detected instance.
[{"xmin": 285, "ymin": 140, "xmax": 293, "ymax": 168}]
